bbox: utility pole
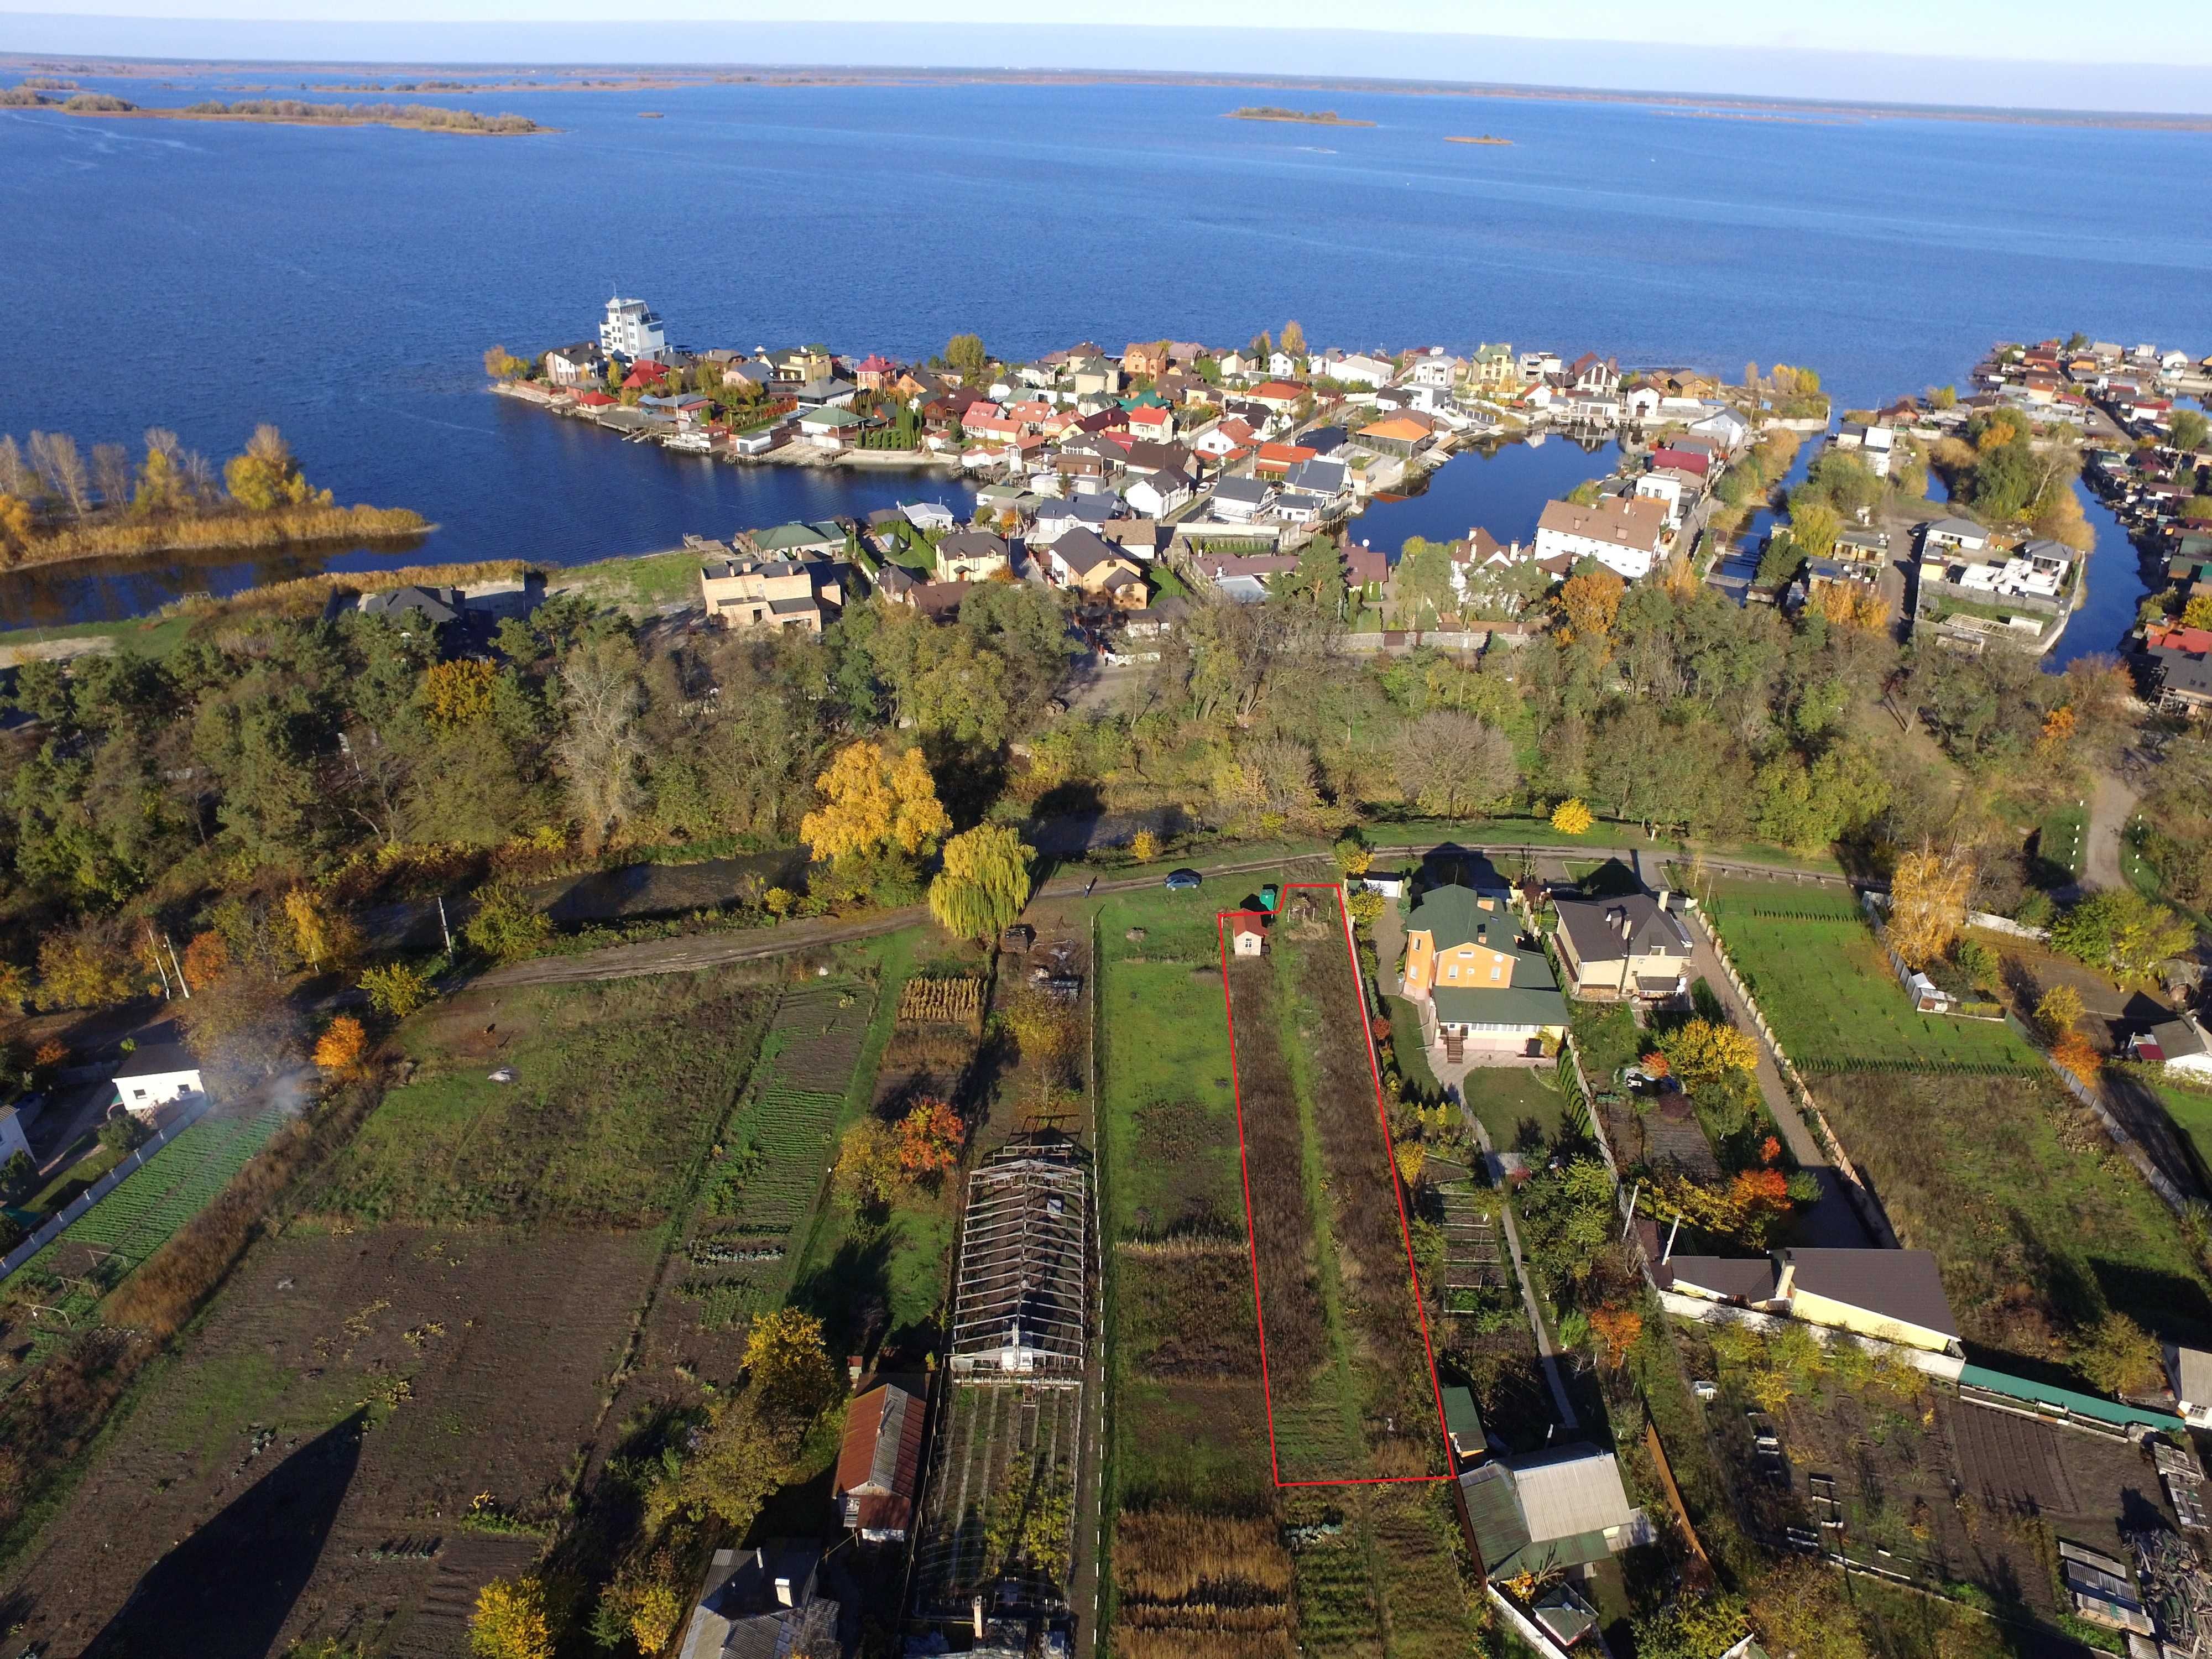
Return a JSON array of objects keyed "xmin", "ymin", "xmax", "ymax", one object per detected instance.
[
  {"xmin": 437, "ymin": 896, "xmax": 455, "ymax": 957},
  {"xmin": 165, "ymin": 933, "xmax": 190, "ymax": 997}
]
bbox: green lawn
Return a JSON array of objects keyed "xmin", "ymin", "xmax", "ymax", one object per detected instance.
[
  {"xmin": 1815, "ymin": 1071, "xmax": 2212, "ymax": 1376},
  {"xmin": 554, "ymin": 547, "xmax": 702, "ymax": 608},
  {"xmin": 1704, "ymin": 911, "xmax": 2038, "ymax": 1074},
  {"xmin": 0, "ymin": 611, "xmax": 201, "ymax": 663},
  {"xmin": 18, "ymin": 1141, "xmax": 128, "ymax": 1220},
  {"xmin": 1097, "ymin": 889, "xmax": 1245, "ymax": 1245},
  {"xmin": 1568, "ymin": 998, "xmax": 1644, "ymax": 1088},
  {"xmin": 2036, "ymin": 806, "xmax": 2088, "ymax": 884},
  {"xmin": 310, "ymin": 969, "xmax": 775, "ymax": 1230},
  {"xmin": 1460, "ymin": 1066, "xmax": 1568, "ymax": 1154},
  {"xmin": 2153, "ymin": 1079, "xmax": 2212, "ymax": 1178}
]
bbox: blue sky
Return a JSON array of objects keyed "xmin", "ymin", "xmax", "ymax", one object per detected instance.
[{"xmin": 6, "ymin": 1, "xmax": 2206, "ymax": 61}]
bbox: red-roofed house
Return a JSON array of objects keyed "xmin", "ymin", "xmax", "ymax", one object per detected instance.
[
  {"xmin": 575, "ymin": 389, "xmax": 617, "ymax": 408},
  {"xmin": 621, "ymin": 361, "xmax": 672, "ymax": 391},
  {"xmin": 1648, "ymin": 446, "xmax": 1711, "ymax": 478},
  {"xmin": 1127, "ymin": 404, "xmax": 1177, "ymax": 439},
  {"xmin": 853, "ymin": 353, "xmax": 901, "ymax": 391},
  {"xmin": 1255, "ymin": 441, "xmax": 1317, "ymax": 476},
  {"xmin": 1229, "ymin": 913, "xmax": 1269, "ymax": 957},
  {"xmin": 1248, "ymin": 380, "xmax": 1308, "ymax": 413},
  {"xmin": 961, "ymin": 402, "xmax": 1021, "ymax": 446},
  {"xmin": 834, "ymin": 1381, "xmax": 926, "ymax": 1543}
]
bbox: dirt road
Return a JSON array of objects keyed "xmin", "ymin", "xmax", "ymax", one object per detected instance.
[
  {"xmin": 2083, "ymin": 768, "xmax": 2140, "ymax": 895},
  {"xmin": 470, "ymin": 852, "xmax": 1319, "ymax": 988}
]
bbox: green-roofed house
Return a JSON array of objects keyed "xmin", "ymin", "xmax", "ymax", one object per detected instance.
[
  {"xmin": 1442, "ymin": 1385, "xmax": 1488, "ymax": 1466},
  {"xmin": 748, "ymin": 520, "xmax": 848, "ymax": 559},
  {"xmin": 1455, "ymin": 1445, "xmax": 1649, "ymax": 1584},
  {"xmin": 1402, "ymin": 884, "xmax": 1568, "ymax": 1056}
]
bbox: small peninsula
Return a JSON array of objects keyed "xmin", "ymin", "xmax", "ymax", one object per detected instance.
[
  {"xmin": 1446, "ymin": 133, "xmax": 1514, "ymax": 145},
  {"xmin": 2, "ymin": 87, "xmax": 548, "ymax": 134},
  {"xmin": 1225, "ymin": 105, "xmax": 1376, "ymax": 127}
]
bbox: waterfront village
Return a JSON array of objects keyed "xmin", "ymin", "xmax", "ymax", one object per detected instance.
[
  {"xmin": 10, "ymin": 300, "xmax": 2212, "ymax": 1659},
  {"xmin": 492, "ymin": 297, "xmax": 2212, "ymax": 695}
]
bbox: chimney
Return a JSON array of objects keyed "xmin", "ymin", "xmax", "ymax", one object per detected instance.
[
  {"xmin": 1772, "ymin": 1251, "xmax": 1797, "ymax": 1304},
  {"xmin": 973, "ymin": 1596, "xmax": 987, "ymax": 1639},
  {"xmin": 848, "ymin": 1354, "xmax": 864, "ymax": 1389},
  {"xmin": 775, "ymin": 1577, "xmax": 795, "ymax": 1609},
  {"xmin": 1475, "ymin": 923, "xmax": 1487, "ymax": 946}
]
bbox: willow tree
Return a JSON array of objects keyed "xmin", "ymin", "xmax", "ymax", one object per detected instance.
[{"xmin": 928, "ymin": 825, "xmax": 1034, "ymax": 942}]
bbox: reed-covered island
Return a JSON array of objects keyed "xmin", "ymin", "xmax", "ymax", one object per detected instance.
[
  {"xmin": 1225, "ymin": 105, "xmax": 1376, "ymax": 126},
  {"xmin": 1, "ymin": 85, "xmax": 547, "ymax": 133},
  {"xmin": 0, "ymin": 424, "xmax": 427, "ymax": 571}
]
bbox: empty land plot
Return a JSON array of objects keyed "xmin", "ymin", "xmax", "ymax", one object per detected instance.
[
  {"xmin": 1704, "ymin": 906, "xmax": 2037, "ymax": 1073},
  {"xmin": 1274, "ymin": 915, "xmax": 1447, "ymax": 1480},
  {"xmin": 1815, "ymin": 1070, "xmax": 2212, "ymax": 1370},
  {"xmin": 0, "ymin": 1226, "xmax": 655, "ymax": 1659},
  {"xmin": 306, "ymin": 968, "xmax": 776, "ymax": 1229},
  {"xmin": 1223, "ymin": 952, "xmax": 1353, "ymax": 1481}
]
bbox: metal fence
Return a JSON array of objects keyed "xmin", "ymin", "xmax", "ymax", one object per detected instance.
[{"xmin": 0, "ymin": 1095, "xmax": 213, "ymax": 1282}]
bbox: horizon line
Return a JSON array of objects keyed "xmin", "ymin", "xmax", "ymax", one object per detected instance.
[{"xmin": 9, "ymin": 46, "xmax": 2212, "ymax": 129}]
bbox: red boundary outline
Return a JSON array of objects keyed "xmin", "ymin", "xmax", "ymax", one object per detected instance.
[{"xmin": 1216, "ymin": 881, "xmax": 1453, "ymax": 1488}]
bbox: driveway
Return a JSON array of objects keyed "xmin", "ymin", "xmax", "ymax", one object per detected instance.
[{"xmin": 2083, "ymin": 768, "xmax": 2139, "ymax": 895}]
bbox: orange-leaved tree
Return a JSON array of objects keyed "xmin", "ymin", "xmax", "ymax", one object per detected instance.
[
  {"xmin": 1590, "ymin": 1306, "xmax": 1644, "ymax": 1370},
  {"xmin": 313, "ymin": 1015, "xmax": 367, "ymax": 1076},
  {"xmin": 896, "ymin": 1098, "xmax": 964, "ymax": 1176}
]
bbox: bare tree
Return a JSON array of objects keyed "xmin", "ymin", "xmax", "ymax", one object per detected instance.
[
  {"xmin": 1392, "ymin": 710, "xmax": 1519, "ymax": 817},
  {"xmin": 246, "ymin": 422, "xmax": 293, "ymax": 468},
  {"xmin": 28, "ymin": 431, "xmax": 90, "ymax": 515},
  {"xmin": 1245, "ymin": 737, "xmax": 1319, "ymax": 818},
  {"xmin": 0, "ymin": 435, "xmax": 30, "ymax": 500},
  {"xmin": 91, "ymin": 442, "xmax": 131, "ymax": 509},
  {"xmin": 181, "ymin": 447, "xmax": 217, "ymax": 503},
  {"xmin": 556, "ymin": 639, "xmax": 644, "ymax": 850}
]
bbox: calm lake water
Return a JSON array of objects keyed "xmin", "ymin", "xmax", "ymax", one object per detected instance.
[{"xmin": 3, "ymin": 72, "xmax": 2207, "ymax": 652}]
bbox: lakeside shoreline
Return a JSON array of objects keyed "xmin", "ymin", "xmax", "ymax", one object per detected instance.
[{"xmin": 3, "ymin": 503, "xmax": 434, "ymax": 578}]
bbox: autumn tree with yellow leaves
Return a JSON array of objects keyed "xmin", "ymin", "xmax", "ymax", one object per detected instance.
[
  {"xmin": 801, "ymin": 741, "xmax": 950, "ymax": 865},
  {"xmin": 1885, "ymin": 844, "xmax": 1973, "ymax": 969}
]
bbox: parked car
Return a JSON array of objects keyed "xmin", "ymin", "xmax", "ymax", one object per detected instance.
[{"xmin": 1164, "ymin": 868, "xmax": 1203, "ymax": 891}]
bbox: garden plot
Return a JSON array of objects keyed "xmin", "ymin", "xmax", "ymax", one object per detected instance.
[
  {"xmin": 915, "ymin": 1145, "xmax": 1091, "ymax": 1622},
  {"xmin": 1223, "ymin": 907, "xmax": 1448, "ymax": 1485},
  {"xmin": 1701, "ymin": 900, "xmax": 2038, "ymax": 1074},
  {"xmin": 308, "ymin": 969, "xmax": 776, "ymax": 1230},
  {"xmin": 1695, "ymin": 1323, "xmax": 2177, "ymax": 1629},
  {"xmin": 13, "ymin": 1107, "xmax": 288, "ymax": 1329},
  {"xmin": 676, "ymin": 977, "xmax": 878, "ymax": 1334}
]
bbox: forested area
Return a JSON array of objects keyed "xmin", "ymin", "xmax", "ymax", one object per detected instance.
[{"xmin": 1, "ymin": 518, "xmax": 2141, "ymax": 1029}]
